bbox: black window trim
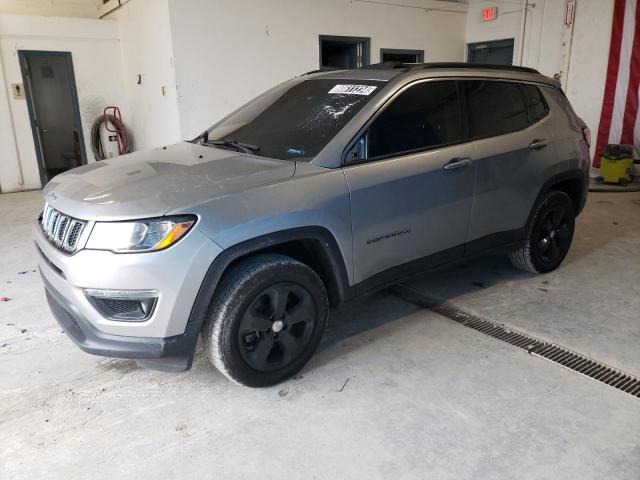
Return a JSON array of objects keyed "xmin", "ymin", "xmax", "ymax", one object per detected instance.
[
  {"xmin": 523, "ymin": 82, "xmax": 551, "ymax": 123},
  {"xmin": 341, "ymin": 78, "xmax": 465, "ymax": 166},
  {"xmin": 341, "ymin": 76, "xmax": 553, "ymax": 167},
  {"xmin": 459, "ymin": 78, "xmax": 550, "ymax": 144}
]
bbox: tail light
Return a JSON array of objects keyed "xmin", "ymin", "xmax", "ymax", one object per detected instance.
[{"xmin": 582, "ymin": 127, "xmax": 591, "ymax": 148}]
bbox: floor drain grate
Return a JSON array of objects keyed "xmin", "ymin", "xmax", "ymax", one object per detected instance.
[{"xmin": 394, "ymin": 284, "xmax": 640, "ymax": 398}]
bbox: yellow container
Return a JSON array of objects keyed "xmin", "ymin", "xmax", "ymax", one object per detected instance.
[{"xmin": 599, "ymin": 144, "xmax": 634, "ymax": 186}]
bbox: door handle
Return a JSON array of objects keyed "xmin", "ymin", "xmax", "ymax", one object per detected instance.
[
  {"xmin": 443, "ymin": 157, "xmax": 472, "ymax": 171},
  {"xmin": 529, "ymin": 139, "xmax": 548, "ymax": 150},
  {"xmin": 40, "ymin": 128, "xmax": 48, "ymax": 134}
]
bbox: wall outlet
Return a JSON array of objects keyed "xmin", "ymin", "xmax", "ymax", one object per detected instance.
[{"xmin": 12, "ymin": 83, "xmax": 25, "ymax": 99}]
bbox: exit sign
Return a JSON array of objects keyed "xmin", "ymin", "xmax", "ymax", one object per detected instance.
[{"xmin": 482, "ymin": 7, "xmax": 498, "ymax": 22}]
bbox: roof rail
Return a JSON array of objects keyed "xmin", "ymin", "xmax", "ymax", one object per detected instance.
[
  {"xmin": 301, "ymin": 66, "xmax": 342, "ymax": 76},
  {"xmin": 364, "ymin": 61, "xmax": 408, "ymax": 70},
  {"xmin": 412, "ymin": 62, "xmax": 540, "ymax": 74},
  {"xmin": 364, "ymin": 61, "xmax": 540, "ymax": 75}
]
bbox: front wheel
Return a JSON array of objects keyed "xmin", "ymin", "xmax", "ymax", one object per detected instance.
[
  {"xmin": 509, "ymin": 190, "xmax": 575, "ymax": 273},
  {"xmin": 203, "ymin": 254, "xmax": 329, "ymax": 387}
]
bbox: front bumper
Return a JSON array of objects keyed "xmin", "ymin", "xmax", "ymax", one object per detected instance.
[
  {"xmin": 35, "ymin": 221, "xmax": 222, "ymax": 370},
  {"xmin": 43, "ymin": 273, "xmax": 200, "ymax": 372}
]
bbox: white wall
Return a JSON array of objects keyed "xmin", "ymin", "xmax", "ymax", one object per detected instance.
[
  {"xmin": 0, "ymin": 14, "xmax": 127, "ymax": 192},
  {"xmin": 564, "ymin": 0, "xmax": 615, "ymax": 160},
  {"xmin": 466, "ymin": 0, "xmax": 565, "ymax": 75},
  {"xmin": 0, "ymin": 0, "xmax": 101, "ymax": 18},
  {"xmin": 466, "ymin": 0, "xmax": 525, "ymax": 62},
  {"xmin": 105, "ymin": 0, "xmax": 182, "ymax": 151},
  {"xmin": 465, "ymin": 0, "xmax": 615, "ymax": 160},
  {"xmin": 168, "ymin": 0, "xmax": 468, "ymax": 139}
]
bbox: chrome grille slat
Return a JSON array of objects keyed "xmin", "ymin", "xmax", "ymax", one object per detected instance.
[
  {"xmin": 48, "ymin": 211, "xmax": 59, "ymax": 236},
  {"xmin": 39, "ymin": 202, "xmax": 86, "ymax": 253}
]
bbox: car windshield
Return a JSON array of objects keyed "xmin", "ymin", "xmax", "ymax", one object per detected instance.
[{"xmin": 204, "ymin": 78, "xmax": 385, "ymax": 160}]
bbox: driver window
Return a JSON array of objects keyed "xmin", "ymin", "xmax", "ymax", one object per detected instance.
[{"xmin": 366, "ymin": 80, "xmax": 462, "ymax": 159}]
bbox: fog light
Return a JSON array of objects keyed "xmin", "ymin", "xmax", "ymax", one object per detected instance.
[{"xmin": 84, "ymin": 289, "xmax": 158, "ymax": 322}]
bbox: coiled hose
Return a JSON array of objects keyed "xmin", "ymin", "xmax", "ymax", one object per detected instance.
[{"xmin": 90, "ymin": 114, "xmax": 134, "ymax": 161}]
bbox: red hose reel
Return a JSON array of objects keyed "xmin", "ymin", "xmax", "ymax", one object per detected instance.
[{"xmin": 103, "ymin": 106, "xmax": 129, "ymax": 156}]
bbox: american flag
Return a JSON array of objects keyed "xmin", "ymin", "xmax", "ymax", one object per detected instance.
[{"xmin": 594, "ymin": 0, "xmax": 640, "ymax": 167}]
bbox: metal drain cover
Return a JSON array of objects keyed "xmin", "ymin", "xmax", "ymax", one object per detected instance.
[{"xmin": 394, "ymin": 284, "xmax": 640, "ymax": 398}]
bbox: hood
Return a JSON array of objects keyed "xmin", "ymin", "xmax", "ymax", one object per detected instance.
[{"xmin": 43, "ymin": 142, "xmax": 296, "ymax": 220}]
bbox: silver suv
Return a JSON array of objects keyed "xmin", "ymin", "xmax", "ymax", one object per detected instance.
[{"xmin": 36, "ymin": 63, "xmax": 591, "ymax": 387}]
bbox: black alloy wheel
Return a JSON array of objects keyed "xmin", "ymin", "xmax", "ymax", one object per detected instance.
[
  {"xmin": 238, "ymin": 282, "xmax": 316, "ymax": 372},
  {"xmin": 533, "ymin": 204, "xmax": 572, "ymax": 266},
  {"xmin": 203, "ymin": 254, "xmax": 329, "ymax": 387},
  {"xmin": 509, "ymin": 190, "xmax": 576, "ymax": 273}
]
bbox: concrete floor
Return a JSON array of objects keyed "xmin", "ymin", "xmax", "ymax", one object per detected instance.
[{"xmin": 0, "ymin": 190, "xmax": 639, "ymax": 479}]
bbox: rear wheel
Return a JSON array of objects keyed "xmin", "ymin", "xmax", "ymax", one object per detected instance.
[
  {"xmin": 203, "ymin": 254, "xmax": 328, "ymax": 387},
  {"xmin": 509, "ymin": 190, "xmax": 575, "ymax": 273}
]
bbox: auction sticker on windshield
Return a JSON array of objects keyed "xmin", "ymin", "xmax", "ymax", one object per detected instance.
[{"xmin": 328, "ymin": 84, "xmax": 377, "ymax": 95}]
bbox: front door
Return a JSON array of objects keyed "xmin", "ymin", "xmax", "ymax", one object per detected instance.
[
  {"xmin": 19, "ymin": 51, "xmax": 85, "ymax": 185},
  {"xmin": 343, "ymin": 80, "xmax": 475, "ymax": 284}
]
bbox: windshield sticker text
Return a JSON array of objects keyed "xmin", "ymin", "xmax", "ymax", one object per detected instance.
[{"xmin": 329, "ymin": 84, "xmax": 377, "ymax": 96}]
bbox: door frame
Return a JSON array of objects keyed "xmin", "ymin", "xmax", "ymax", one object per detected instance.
[
  {"xmin": 466, "ymin": 38, "xmax": 515, "ymax": 65},
  {"xmin": 18, "ymin": 50, "xmax": 87, "ymax": 186},
  {"xmin": 380, "ymin": 48, "xmax": 424, "ymax": 63},
  {"xmin": 319, "ymin": 35, "xmax": 371, "ymax": 69}
]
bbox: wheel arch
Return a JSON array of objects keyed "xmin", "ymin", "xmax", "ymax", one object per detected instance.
[
  {"xmin": 186, "ymin": 227, "xmax": 351, "ymax": 336},
  {"xmin": 527, "ymin": 169, "xmax": 586, "ymax": 230}
]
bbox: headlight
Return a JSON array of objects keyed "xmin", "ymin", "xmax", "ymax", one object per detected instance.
[{"xmin": 85, "ymin": 216, "xmax": 196, "ymax": 253}]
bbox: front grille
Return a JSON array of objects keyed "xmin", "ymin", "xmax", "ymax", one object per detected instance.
[{"xmin": 40, "ymin": 203, "xmax": 87, "ymax": 253}]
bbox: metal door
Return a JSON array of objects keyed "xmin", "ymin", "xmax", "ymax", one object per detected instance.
[
  {"xmin": 468, "ymin": 39, "xmax": 515, "ymax": 65},
  {"xmin": 19, "ymin": 51, "xmax": 86, "ymax": 185}
]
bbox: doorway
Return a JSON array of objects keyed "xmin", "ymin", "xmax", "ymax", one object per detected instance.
[
  {"xmin": 18, "ymin": 50, "xmax": 86, "ymax": 186},
  {"xmin": 467, "ymin": 39, "xmax": 515, "ymax": 65},
  {"xmin": 319, "ymin": 35, "xmax": 370, "ymax": 69},
  {"xmin": 380, "ymin": 48, "xmax": 424, "ymax": 64}
]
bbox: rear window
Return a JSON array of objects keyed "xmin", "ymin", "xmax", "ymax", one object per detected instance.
[
  {"xmin": 206, "ymin": 79, "xmax": 384, "ymax": 160},
  {"xmin": 464, "ymin": 80, "xmax": 530, "ymax": 139},
  {"xmin": 523, "ymin": 84, "xmax": 549, "ymax": 123}
]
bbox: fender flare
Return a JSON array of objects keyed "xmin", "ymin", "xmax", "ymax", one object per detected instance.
[
  {"xmin": 525, "ymin": 169, "xmax": 587, "ymax": 231},
  {"xmin": 185, "ymin": 226, "xmax": 351, "ymax": 335}
]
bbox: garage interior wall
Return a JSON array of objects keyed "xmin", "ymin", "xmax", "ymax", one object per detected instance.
[
  {"xmin": 466, "ymin": 0, "xmax": 615, "ymax": 160},
  {"xmin": 104, "ymin": 0, "xmax": 182, "ymax": 151},
  {"xmin": 167, "ymin": 0, "xmax": 469, "ymax": 139},
  {"xmin": 0, "ymin": 14, "xmax": 127, "ymax": 193},
  {"xmin": 0, "ymin": 0, "xmax": 101, "ymax": 19},
  {"xmin": 0, "ymin": 0, "xmax": 621, "ymax": 193}
]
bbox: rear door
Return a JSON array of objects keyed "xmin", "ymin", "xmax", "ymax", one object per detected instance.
[
  {"xmin": 343, "ymin": 80, "xmax": 476, "ymax": 284},
  {"xmin": 461, "ymin": 80, "xmax": 553, "ymax": 253}
]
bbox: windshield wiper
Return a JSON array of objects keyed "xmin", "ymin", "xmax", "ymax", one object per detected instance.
[
  {"xmin": 204, "ymin": 138, "xmax": 260, "ymax": 154},
  {"xmin": 189, "ymin": 130, "xmax": 209, "ymax": 144}
]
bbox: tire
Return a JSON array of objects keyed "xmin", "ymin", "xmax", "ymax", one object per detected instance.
[
  {"xmin": 509, "ymin": 190, "xmax": 575, "ymax": 274},
  {"xmin": 203, "ymin": 254, "xmax": 329, "ymax": 387}
]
